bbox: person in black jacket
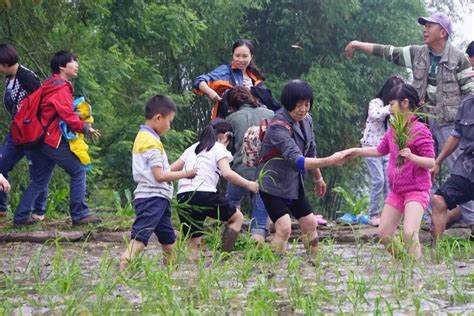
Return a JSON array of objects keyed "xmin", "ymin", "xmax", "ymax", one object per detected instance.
[{"xmin": 0, "ymin": 43, "xmax": 48, "ymax": 219}]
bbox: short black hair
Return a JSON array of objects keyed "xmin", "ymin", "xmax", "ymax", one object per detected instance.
[
  {"xmin": 145, "ymin": 95, "xmax": 177, "ymax": 119},
  {"xmin": 0, "ymin": 43, "xmax": 19, "ymax": 66},
  {"xmin": 467, "ymin": 41, "xmax": 474, "ymax": 57},
  {"xmin": 280, "ymin": 79, "xmax": 314, "ymax": 111},
  {"xmin": 50, "ymin": 50, "xmax": 77, "ymax": 74}
]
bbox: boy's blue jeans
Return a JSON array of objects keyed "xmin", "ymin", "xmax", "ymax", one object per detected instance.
[
  {"xmin": 14, "ymin": 139, "xmax": 89, "ymax": 223},
  {"xmin": 0, "ymin": 133, "xmax": 48, "ymax": 213},
  {"xmin": 226, "ymin": 182, "xmax": 268, "ymax": 237}
]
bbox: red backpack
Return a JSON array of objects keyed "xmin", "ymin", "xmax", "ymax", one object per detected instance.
[{"xmin": 10, "ymin": 86, "xmax": 47, "ymax": 147}]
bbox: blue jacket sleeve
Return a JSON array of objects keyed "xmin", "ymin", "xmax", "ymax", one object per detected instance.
[{"xmin": 193, "ymin": 64, "xmax": 230, "ymax": 89}]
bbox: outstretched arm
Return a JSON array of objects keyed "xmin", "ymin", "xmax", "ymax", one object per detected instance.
[
  {"xmin": 345, "ymin": 41, "xmax": 415, "ymax": 69},
  {"xmin": 218, "ymin": 158, "xmax": 258, "ymax": 193},
  {"xmin": 339, "ymin": 147, "xmax": 383, "ymax": 159},
  {"xmin": 152, "ymin": 166, "xmax": 196, "ymax": 182},
  {"xmin": 345, "ymin": 41, "xmax": 375, "ymax": 58}
]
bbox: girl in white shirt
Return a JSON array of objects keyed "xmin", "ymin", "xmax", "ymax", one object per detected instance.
[
  {"xmin": 361, "ymin": 76, "xmax": 404, "ymax": 226},
  {"xmin": 173, "ymin": 119, "xmax": 258, "ymax": 261}
]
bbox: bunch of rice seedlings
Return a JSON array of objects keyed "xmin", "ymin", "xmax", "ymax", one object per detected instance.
[{"xmin": 389, "ymin": 111, "xmax": 412, "ymax": 167}]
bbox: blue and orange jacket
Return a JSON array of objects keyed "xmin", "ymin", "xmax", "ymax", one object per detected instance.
[{"xmin": 193, "ymin": 64, "xmax": 264, "ymax": 118}]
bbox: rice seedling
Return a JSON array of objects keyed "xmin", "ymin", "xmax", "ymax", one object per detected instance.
[{"xmin": 389, "ymin": 110, "xmax": 412, "ymax": 166}]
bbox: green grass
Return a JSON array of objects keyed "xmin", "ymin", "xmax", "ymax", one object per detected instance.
[{"xmin": 0, "ymin": 229, "xmax": 472, "ymax": 314}]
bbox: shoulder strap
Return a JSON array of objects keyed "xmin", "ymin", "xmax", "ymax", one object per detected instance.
[{"xmin": 269, "ymin": 119, "xmax": 292, "ymax": 132}]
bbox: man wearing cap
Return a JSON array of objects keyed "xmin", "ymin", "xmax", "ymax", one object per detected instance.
[{"xmin": 344, "ymin": 12, "xmax": 474, "ymax": 225}]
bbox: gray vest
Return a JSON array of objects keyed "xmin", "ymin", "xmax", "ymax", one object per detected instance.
[
  {"xmin": 452, "ymin": 95, "xmax": 474, "ymax": 181},
  {"xmin": 411, "ymin": 44, "xmax": 465, "ymax": 125}
]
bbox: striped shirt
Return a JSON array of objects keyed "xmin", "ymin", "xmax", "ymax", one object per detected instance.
[
  {"xmin": 372, "ymin": 43, "xmax": 474, "ymax": 107},
  {"xmin": 132, "ymin": 125, "xmax": 173, "ymax": 201}
]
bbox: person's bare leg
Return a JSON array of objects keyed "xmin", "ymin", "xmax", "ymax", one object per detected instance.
[
  {"xmin": 227, "ymin": 209, "xmax": 244, "ymax": 232},
  {"xmin": 403, "ymin": 201, "xmax": 424, "ymax": 260},
  {"xmin": 431, "ymin": 195, "xmax": 449, "ymax": 240},
  {"xmin": 120, "ymin": 239, "xmax": 145, "ymax": 271},
  {"xmin": 298, "ymin": 213, "xmax": 319, "ymax": 255},
  {"xmin": 188, "ymin": 237, "xmax": 202, "ymax": 262},
  {"xmin": 271, "ymin": 214, "xmax": 291, "ymax": 254},
  {"xmin": 378, "ymin": 204, "xmax": 403, "ymax": 258},
  {"xmin": 161, "ymin": 243, "xmax": 175, "ymax": 265},
  {"xmin": 447, "ymin": 206, "xmax": 462, "ymax": 226}
]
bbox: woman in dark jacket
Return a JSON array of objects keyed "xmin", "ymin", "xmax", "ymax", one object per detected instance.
[{"xmin": 258, "ymin": 80, "xmax": 344, "ymax": 254}]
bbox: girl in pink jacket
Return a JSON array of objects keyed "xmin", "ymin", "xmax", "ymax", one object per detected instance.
[{"xmin": 342, "ymin": 84, "xmax": 435, "ymax": 260}]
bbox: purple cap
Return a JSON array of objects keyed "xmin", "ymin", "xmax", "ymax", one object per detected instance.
[{"xmin": 418, "ymin": 12, "xmax": 452, "ymax": 36}]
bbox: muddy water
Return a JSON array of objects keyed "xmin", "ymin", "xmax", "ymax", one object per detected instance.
[{"xmin": 0, "ymin": 240, "xmax": 472, "ymax": 314}]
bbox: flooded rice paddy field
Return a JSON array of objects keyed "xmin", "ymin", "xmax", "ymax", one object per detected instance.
[{"xmin": 0, "ymin": 236, "xmax": 472, "ymax": 315}]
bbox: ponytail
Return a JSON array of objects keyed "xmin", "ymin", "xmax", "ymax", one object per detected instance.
[
  {"xmin": 195, "ymin": 119, "xmax": 234, "ymax": 154},
  {"xmin": 195, "ymin": 125, "xmax": 217, "ymax": 154}
]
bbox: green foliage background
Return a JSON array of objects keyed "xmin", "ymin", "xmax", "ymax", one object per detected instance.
[{"xmin": 0, "ymin": 0, "xmax": 425, "ymax": 218}]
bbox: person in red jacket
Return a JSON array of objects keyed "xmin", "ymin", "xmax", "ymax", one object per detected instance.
[{"xmin": 13, "ymin": 50, "xmax": 101, "ymax": 226}]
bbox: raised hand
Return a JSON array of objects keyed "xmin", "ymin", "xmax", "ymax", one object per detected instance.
[{"xmin": 344, "ymin": 40, "xmax": 359, "ymax": 59}]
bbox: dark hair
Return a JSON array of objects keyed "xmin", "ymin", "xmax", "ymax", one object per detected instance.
[
  {"xmin": 227, "ymin": 86, "xmax": 259, "ymax": 111},
  {"xmin": 231, "ymin": 39, "xmax": 265, "ymax": 80},
  {"xmin": 387, "ymin": 83, "xmax": 425, "ymax": 122},
  {"xmin": 280, "ymin": 79, "xmax": 313, "ymax": 111},
  {"xmin": 0, "ymin": 43, "xmax": 19, "ymax": 66},
  {"xmin": 364, "ymin": 75, "xmax": 405, "ymax": 123},
  {"xmin": 145, "ymin": 95, "xmax": 177, "ymax": 119},
  {"xmin": 195, "ymin": 118, "xmax": 233, "ymax": 154},
  {"xmin": 50, "ymin": 50, "xmax": 77, "ymax": 74},
  {"xmin": 467, "ymin": 41, "xmax": 474, "ymax": 57}
]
